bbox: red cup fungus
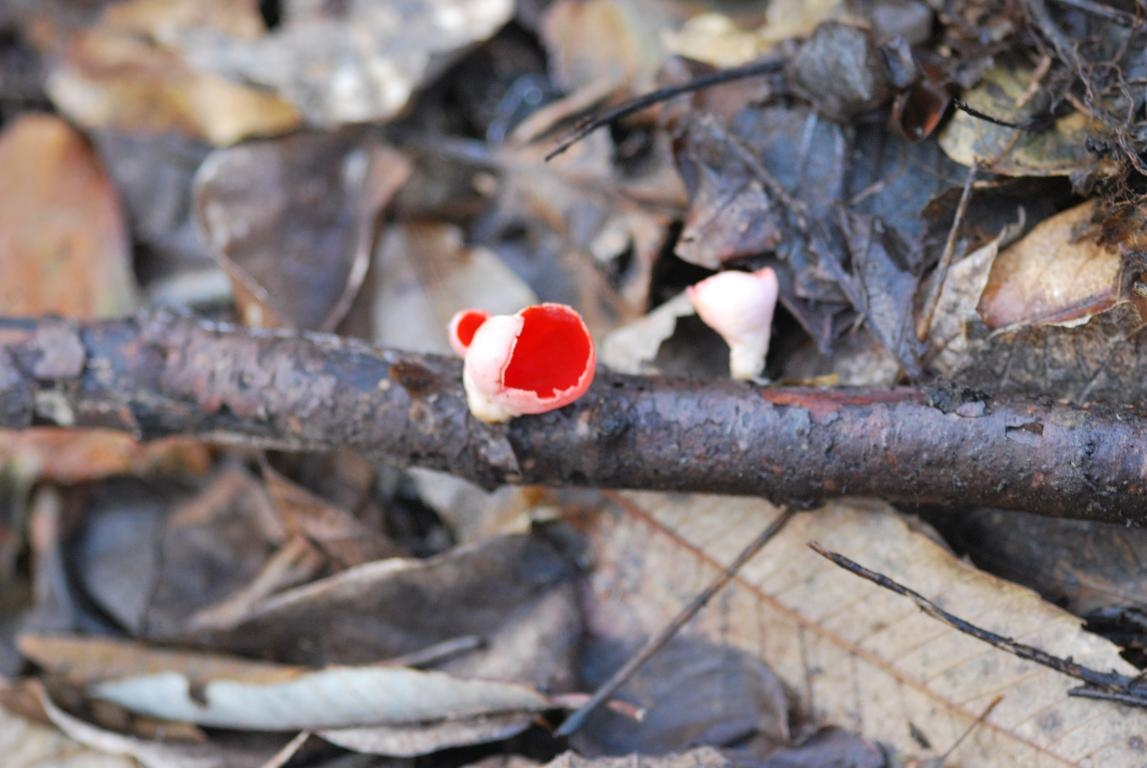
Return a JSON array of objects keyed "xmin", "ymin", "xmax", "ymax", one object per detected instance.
[
  {"xmin": 448, "ymin": 308, "xmax": 490, "ymax": 356},
  {"xmin": 687, "ymin": 266, "xmax": 779, "ymax": 380},
  {"xmin": 461, "ymin": 303, "xmax": 596, "ymax": 423}
]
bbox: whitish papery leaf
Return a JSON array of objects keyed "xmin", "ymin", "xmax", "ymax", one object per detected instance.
[{"xmin": 90, "ymin": 665, "xmax": 550, "ymax": 730}]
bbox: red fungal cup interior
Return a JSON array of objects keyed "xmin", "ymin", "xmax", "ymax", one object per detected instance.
[
  {"xmin": 503, "ymin": 305, "xmax": 592, "ymax": 398},
  {"xmin": 454, "ymin": 310, "xmax": 488, "ymax": 349}
]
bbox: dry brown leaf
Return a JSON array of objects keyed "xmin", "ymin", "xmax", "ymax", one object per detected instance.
[
  {"xmin": 319, "ymin": 712, "xmax": 536, "ymax": 756},
  {"xmin": 924, "ymin": 233, "xmax": 1001, "ymax": 377},
  {"xmin": 70, "ymin": 470, "xmax": 285, "ymax": 640},
  {"xmin": 0, "ymin": 114, "xmax": 137, "ymax": 317},
  {"xmin": 46, "ymin": 2, "xmax": 300, "ymax": 145},
  {"xmin": 0, "ymin": 697, "xmax": 136, "ymax": 768},
  {"xmin": 939, "ymin": 65, "xmax": 1090, "ymax": 176},
  {"xmin": 261, "ymin": 462, "xmax": 396, "ymax": 567},
  {"xmin": 193, "ymin": 533, "xmax": 580, "ymax": 695},
  {"xmin": 194, "ymin": 134, "xmax": 409, "ymax": 331},
  {"xmin": 100, "ymin": 0, "xmax": 265, "ymax": 40},
  {"xmin": 0, "ymin": 430, "xmax": 210, "ymax": 484},
  {"xmin": 541, "ymin": 0, "xmax": 672, "ymax": 91},
  {"xmin": 924, "ymin": 226, "xmax": 1147, "ymax": 402},
  {"xmin": 578, "ymin": 492, "xmax": 1147, "ymax": 764},
  {"xmin": 175, "ymin": 0, "xmax": 513, "ymax": 127},
  {"xmin": 21, "ymin": 635, "xmax": 304, "ymax": 687},
  {"xmin": 978, "ymin": 201, "xmax": 1121, "ymax": 330}
]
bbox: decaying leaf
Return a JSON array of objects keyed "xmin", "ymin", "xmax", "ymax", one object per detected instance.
[
  {"xmin": 540, "ymin": 0, "xmax": 677, "ymax": 91},
  {"xmin": 662, "ymin": 0, "xmax": 844, "ymax": 69},
  {"xmin": 925, "ymin": 222, "xmax": 1147, "ymax": 402},
  {"xmin": 578, "ymin": 492, "xmax": 1147, "ymax": 764},
  {"xmin": 573, "ymin": 637, "xmax": 790, "ymax": 758},
  {"xmin": 194, "ymin": 533, "xmax": 581, "ymax": 693},
  {"xmin": 924, "ymin": 506, "xmax": 1147, "ymax": 617},
  {"xmin": 261, "ymin": 461, "xmax": 396, "ymax": 568},
  {"xmin": 673, "ymin": 100, "xmax": 966, "ymax": 359},
  {"xmin": 674, "ymin": 116, "xmax": 785, "ymax": 269},
  {"xmin": 0, "ymin": 685, "xmax": 137, "ymax": 768},
  {"xmin": 0, "ymin": 431, "xmax": 209, "ymax": 485},
  {"xmin": 176, "ymin": 0, "xmax": 514, "ymax": 127},
  {"xmin": 0, "ymin": 114, "xmax": 137, "ymax": 317},
  {"xmin": 600, "ymin": 292, "xmax": 696, "ymax": 375},
  {"xmin": 23, "ymin": 635, "xmax": 552, "ymax": 741},
  {"xmin": 790, "ymin": 21, "xmax": 892, "ymax": 122},
  {"xmin": 939, "ymin": 64, "xmax": 1090, "ymax": 176},
  {"xmin": 90, "ymin": 665, "xmax": 550, "ymax": 731},
  {"xmin": 72, "ymin": 471, "xmax": 284, "ymax": 639},
  {"xmin": 46, "ymin": 1, "xmax": 300, "ymax": 145},
  {"xmin": 194, "ymin": 133, "xmax": 410, "ymax": 330},
  {"xmin": 319, "ymin": 712, "xmax": 537, "ymax": 756},
  {"xmin": 90, "ymin": 130, "xmax": 214, "ymax": 288},
  {"xmin": 486, "ymin": 99, "xmax": 680, "ymax": 327},
  {"xmin": 978, "ymin": 201, "xmax": 1121, "ymax": 330}
]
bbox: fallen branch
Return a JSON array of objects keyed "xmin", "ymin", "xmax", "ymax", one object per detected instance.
[{"xmin": 2, "ymin": 309, "xmax": 1146, "ymax": 523}]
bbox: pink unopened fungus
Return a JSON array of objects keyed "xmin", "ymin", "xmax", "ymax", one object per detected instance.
[
  {"xmin": 448, "ymin": 308, "xmax": 490, "ymax": 356},
  {"xmin": 461, "ymin": 303, "xmax": 596, "ymax": 423},
  {"xmin": 687, "ymin": 266, "xmax": 779, "ymax": 380}
]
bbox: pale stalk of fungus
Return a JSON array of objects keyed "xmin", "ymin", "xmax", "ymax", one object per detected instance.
[{"xmin": 687, "ymin": 267, "xmax": 779, "ymax": 380}]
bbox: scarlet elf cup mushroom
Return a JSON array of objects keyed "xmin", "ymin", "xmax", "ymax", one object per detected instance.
[
  {"xmin": 454, "ymin": 304, "xmax": 596, "ymax": 423},
  {"xmin": 448, "ymin": 308, "xmax": 490, "ymax": 356},
  {"xmin": 687, "ymin": 267, "xmax": 779, "ymax": 380}
]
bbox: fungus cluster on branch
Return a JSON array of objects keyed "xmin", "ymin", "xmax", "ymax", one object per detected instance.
[{"xmin": 449, "ymin": 266, "xmax": 778, "ymax": 422}]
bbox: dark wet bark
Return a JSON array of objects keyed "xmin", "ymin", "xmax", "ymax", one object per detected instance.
[{"xmin": 1, "ymin": 309, "xmax": 1145, "ymax": 524}]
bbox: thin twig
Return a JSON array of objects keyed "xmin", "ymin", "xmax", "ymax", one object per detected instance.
[
  {"xmin": 544, "ymin": 57, "xmax": 785, "ymax": 161},
  {"xmin": 808, "ymin": 543, "xmax": 1147, "ymax": 703},
  {"xmin": 916, "ymin": 162, "xmax": 977, "ymax": 342},
  {"xmin": 556, "ymin": 507, "xmax": 798, "ymax": 737},
  {"xmin": 950, "ymin": 98, "xmax": 1028, "ymax": 129}
]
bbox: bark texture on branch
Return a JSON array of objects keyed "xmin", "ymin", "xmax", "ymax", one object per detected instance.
[{"xmin": 1, "ymin": 310, "xmax": 1144, "ymax": 523}]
